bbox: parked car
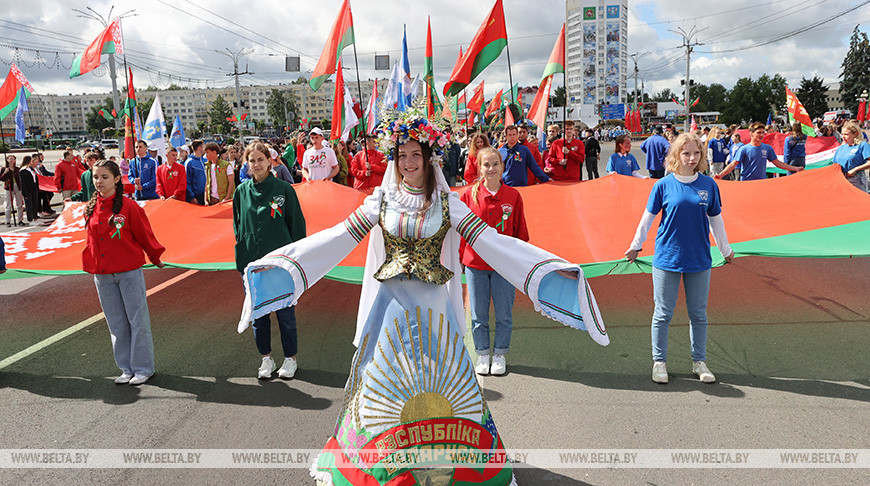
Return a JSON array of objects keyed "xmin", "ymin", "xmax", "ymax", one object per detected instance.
[{"xmin": 101, "ymin": 139, "xmax": 119, "ymax": 148}]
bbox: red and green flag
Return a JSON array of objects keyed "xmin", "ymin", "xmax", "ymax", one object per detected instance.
[
  {"xmin": 330, "ymin": 60, "xmax": 359, "ymax": 142},
  {"xmin": 443, "ymin": 0, "xmax": 507, "ymax": 97},
  {"xmin": 123, "ymin": 67, "xmax": 137, "ymax": 159},
  {"xmin": 423, "ymin": 17, "xmax": 442, "ymax": 119},
  {"xmin": 0, "ymin": 63, "xmax": 34, "ymax": 121},
  {"xmin": 540, "ymin": 24, "xmax": 565, "ymax": 82},
  {"xmin": 785, "ymin": 86, "xmax": 816, "ymax": 137},
  {"xmin": 70, "ymin": 17, "xmax": 124, "ymax": 79},
  {"xmin": 98, "ymin": 109, "xmax": 116, "ymax": 122},
  {"xmin": 485, "ymin": 88, "xmax": 504, "ymax": 117},
  {"xmin": 527, "ymin": 76, "xmax": 552, "ymax": 129},
  {"xmin": 467, "ymin": 81, "xmax": 485, "ymax": 114},
  {"xmin": 309, "ymin": 0, "xmax": 354, "ymax": 92}
]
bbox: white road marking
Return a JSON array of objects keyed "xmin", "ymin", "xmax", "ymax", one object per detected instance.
[{"xmin": 0, "ymin": 269, "xmax": 199, "ymax": 370}]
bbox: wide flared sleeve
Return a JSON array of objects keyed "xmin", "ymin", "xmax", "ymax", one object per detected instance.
[
  {"xmin": 237, "ymin": 188, "xmax": 382, "ymax": 332},
  {"xmin": 448, "ymin": 192, "xmax": 609, "ymax": 346}
]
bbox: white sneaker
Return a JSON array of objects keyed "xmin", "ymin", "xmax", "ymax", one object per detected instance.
[
  {"xmin": 652, "ymin": 361, "xmax": 668, "ymax": 384},
  {"xmin": 693, "ymin": 361, "xmax": 716, "ymax": 383},
  {"xmin": 277, "ymin": 357, "xmax": 297, "ymax": 379},
  {"xmin": 114, "ymin": 373, "xmax": 133, "ymax": 384},
  {"xmin": 475, "ymin": 355, "xmax": 490, "ymax": 375},
  {"xmin": 490, "ymin": 355, "xmax": 506, "ymax": 375},
  {"xmin": 258, "ymin": 356, "xmax": 276, "ymax": 379},
  {"xmin": 129, "ymin": 374, "xmax": 151, "ymax": 386}
]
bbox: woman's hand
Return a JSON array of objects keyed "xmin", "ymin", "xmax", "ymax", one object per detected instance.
[
  {"xmin": 625, "ymin": 248, "xmax": 640, "ymax": 263},
  {"xmin": 846, "ymin": 169, "xmax": 857, "ymax": 178},
  {"xmin": 154, "ymin": 261, "xmax": 166, "ymax": 269},
  {"xmin": 723, "ymin": 251, "xmax": 734, "ymax": 264}
]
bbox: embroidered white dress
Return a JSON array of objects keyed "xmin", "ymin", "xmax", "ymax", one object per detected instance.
[{"xmin": 238, "ymin": 184, "xmax": 608, "ymax": 485}]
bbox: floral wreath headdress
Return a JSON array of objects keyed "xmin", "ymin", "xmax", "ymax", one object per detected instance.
[{"xmin": 373, "ymin": 101, "xmax": 455, "ymax": 168}]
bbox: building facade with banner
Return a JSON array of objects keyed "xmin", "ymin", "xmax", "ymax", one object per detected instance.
[{"xmin": 566, "ymin": 0, "xmax": 628, "ymax": 128}]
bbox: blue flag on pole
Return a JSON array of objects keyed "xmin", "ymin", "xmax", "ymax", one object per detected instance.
[
  {"xmin": 170, "ymin": 114, "xmax": 185, "ymax": 148},
  {"xmin": 15, "ymin": 86, "xmax": 28, "ymax": 143},
  {"xmin": 766, "ymin": 112, "xmax": 771, "ymax": 126},
  {"xmin": 398, "ymin": 25, "xmax": 412, "ymax": 112}
]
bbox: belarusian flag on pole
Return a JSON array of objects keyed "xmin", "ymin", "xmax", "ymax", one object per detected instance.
[
  {"xmin": 423, "ymin": 17, "xmax": 442, "ymax": 119},
  {"xmin": 540, "ymin": 24, "xmax": 565, "ymax": 82},
  {"xmin": 309, "ymin": 0, "xmax": 354, "ymax": 92},
  {"xmin": 467, "ymin": 81, "xmax": 485, "ymax": 114},
  {"xmin": 330, "ymin": 60, "xmax": 358, "ymax": 141},
  {"xmin": 527, "ymin": 76, "xmax": 552, "ymax": 129},
  {"xmin": 123, "ymin": 67, "xmax": 137, "ymax": 159},
  {"xmin": 485, "ymin": 88, "xmax": 504, "ymax": 118},
  {"xmin": 70, "ymin": 17, "xmax": 124, "ymax": 79},
  {"xmin": 0, "ymin": 63, "xmax": 34, "ymax": 121},
  {"xmin": 443, "ymin": 0, "xmax": 507, "ymax": 97},
  {"xmin": 785, "ymin": 86, "xmax": 816, "ymax": 137}
]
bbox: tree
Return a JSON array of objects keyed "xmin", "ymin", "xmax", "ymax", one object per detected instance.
[
  {"xmin": 551, "ymin": 86, "xmax": 565, "ymax": 107},
  {"xmin": 689, "ymin": 83, "xmax": 727, "ymax": 113},
  {"xmin": 266, "ymin": 89, "xmax": 298, "ymax": 129},
  {"xmin": 719, "ymin": 74, "xmax": 786, "ymax": 125},
  {"xmin": 840, "ymin": 26, "xmax": 870, "ymax": 116},
  {"xmin": 293, "ymin": 76, "xmax": 308, "ymax": 85},
  {"xmin": 794, "ymin": 76, "xmax": 829, "ymax": 119},
  {"xmin": 650, "ymin": 88, "xmax": 677, "ymax": 102},
  {"xmin": 208, "ymin": 95, "xmax": 233, "ymax": 134},
  {"xmin": 85, "ymin": 96, "xmax": 114, "ymax": 134}
]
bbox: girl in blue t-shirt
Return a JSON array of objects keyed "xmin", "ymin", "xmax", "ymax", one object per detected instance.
[
  {"xmin": 833, "ymin": 122, "xmax": 870, "ymax": 192},
  {"xmin": 606, "ymin": 134, "xmax": 643, "ymax": 178},
  {"xmin": 625, "ymin": 133, "xmax": 734, "ymax": 385}
]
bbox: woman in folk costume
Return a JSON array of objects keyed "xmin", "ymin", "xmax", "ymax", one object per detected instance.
[{"xmin": 237, "ymin": 107, "xmax": 609, "ymax": 485}]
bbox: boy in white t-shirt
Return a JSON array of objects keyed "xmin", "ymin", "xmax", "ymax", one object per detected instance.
[{"xmin": 301, "ymin": 127, "xmax": 339, "ymax": 181}]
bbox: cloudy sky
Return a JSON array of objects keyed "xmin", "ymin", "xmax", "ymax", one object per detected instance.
[{"xmin": 1, "ymin": 0, "xmax": 868, "ymax": 100}]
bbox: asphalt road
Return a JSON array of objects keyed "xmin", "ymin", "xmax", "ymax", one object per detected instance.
[{"xmin": 0, "ymin": 255, "xmax": 867, "ymax": 485}]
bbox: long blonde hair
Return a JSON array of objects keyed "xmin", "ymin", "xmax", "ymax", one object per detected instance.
[
  {"xmin": 665, "ymin": 133, "xmax": 709, "ymax": 174},
  {"xmin": 470, "ymin": 147, "xmax": 502, "ymax": 201},
  {"xmin": 468, "ymin": 133, "xmax": 491, "ymax": 159}
]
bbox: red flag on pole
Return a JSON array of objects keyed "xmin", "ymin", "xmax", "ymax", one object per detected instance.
[
  {"xmin": 467, "ymin": 81, "xmax": 485, "ymax": 114},
  {"xmin": 443, "ymin": 0, "xmax": 507, "ymax": 97},
  {"xmin": 527, "ymin": 76, "xmax": 552, "ymax": 129},
  {"xmin": 859, "ymin": 100, "xmax": 866, "ymax": 123}
]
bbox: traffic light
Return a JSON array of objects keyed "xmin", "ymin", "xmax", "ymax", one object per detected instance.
[{"xmin": 680, "ymin": 79, "xmax": 695, "ymax": 86}]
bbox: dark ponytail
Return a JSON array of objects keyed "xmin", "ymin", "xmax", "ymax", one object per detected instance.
[{"xmin": 85, "ymin": 159, "xmax": 123, "ymax": 221}]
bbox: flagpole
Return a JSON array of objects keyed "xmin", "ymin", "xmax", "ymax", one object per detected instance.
[
  {"xmin": 0, "ymin": 115, "xmax": 18, "ymax": 226},
  {"xmin": 463, "ymin": 88, "xmax": 469, "ymax": 131},
  {"xmin": 506, "ymin": 40, "xmax": 516, "ymax": 123},
  {"xmin": 350, "ymin": 41, "xmax": 371, "ymax": 170},
  {"xmin": 563, "ymin": 5, "xmax": 567, "ymax": 129}
]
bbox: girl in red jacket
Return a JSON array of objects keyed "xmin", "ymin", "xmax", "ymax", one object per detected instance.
[
  {"xmin": 460, "ymin": 147, "xmax": 529, "ymax": 376},
  {"xmin": 83, "ymin": 160, "xmax": 166, "ymax": 386}
]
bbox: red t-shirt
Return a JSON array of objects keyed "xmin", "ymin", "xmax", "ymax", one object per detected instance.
[
  {"xmin": 459, "ymin": 182, "xmax": 529, "ymax": 271},
  {"xmin": 54, "ymin": 160, "xmax": 83, "ymax": 191},
  {"xmin": 156, "ymin": 162, "xmax": 187, "ymax": 201},
  {"xmin": 546, "ymin": 137, "xmax": 585, "ymax": 181},
  {"xmin": 464, "ymin": 154, "xmax": 479, "ymax": 184},
  {"xmin": 350, "ymin": 149, "xmax": 387, "ymax": 189},
  {"xmin": 521, "ymin": 139, "xmax": 545, "ymax": 186},
  {"xmin": 82, "ymin": 195, "xmax": 165, "ymax": 274}
]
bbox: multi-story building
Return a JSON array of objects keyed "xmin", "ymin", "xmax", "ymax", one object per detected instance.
[
  {"xmin": 29, "ymin": 78, "xmax": 388, "ymax": 137},
  {"xmin": 566, "ymin": 0, "xmax": 628, "ymax": 127}
]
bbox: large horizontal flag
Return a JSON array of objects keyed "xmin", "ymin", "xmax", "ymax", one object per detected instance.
[
  {"xmin": 0, "ymin": 63, "xmax": 34, "ymax": 121},
  {"xmin": 443, "ymin": 0, "xmax": 507, "ymax": 97},
  {"xmin": 6, "ymin": 166, "xmax": 869, "ymax": 282},
  {"xmin": 785, "ymin": 86, "xmax": 815, "ymax": 137},
  {"xmin": 541, "ymin": 24, "xmax": 565, "ymax": 82},
  {"xmin": 309, "ymin": 0, "xmax": 354, "ymax": 92},
  {"xmin": 735, "ymin": 129, "xmax": 839, "ymax": 173},
  {"xmin": 70, "ymin": 17, "xmax": 124, "ymax": 79}
]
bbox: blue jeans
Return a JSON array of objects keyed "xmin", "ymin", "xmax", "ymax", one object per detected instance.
[
  {"xmin": 651, "ymin": 267, "xmax": 711, "ymax": 362},
  {"xmin": 253, "ymin": 306, "xmax": 297, "ymax": 358},
  {"xmin": 466, "ymin": 267, "xmax": 515, "ymax": 355},
  {"xmin": 94, "ymin": 268, "xmax": 155, "ymax": 376}
]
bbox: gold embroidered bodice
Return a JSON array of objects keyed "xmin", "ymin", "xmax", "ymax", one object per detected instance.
[{"xmin": 374, "ymin": 192, "xmax": 453, "ymax": 285}]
